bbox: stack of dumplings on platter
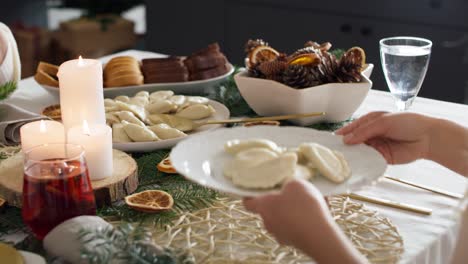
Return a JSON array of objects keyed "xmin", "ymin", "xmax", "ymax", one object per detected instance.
[
  {"xmin": 105, "ymin": 90, "xmax": 216, "ymax": 143},
  {"xmin": 223, "ymin": 139, "xmax": 351, "ymax": 189}
]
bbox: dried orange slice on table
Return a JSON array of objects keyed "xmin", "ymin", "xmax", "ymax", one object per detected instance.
[
  {"xmin": 248, "ymin": 45, "xmax": 280, "ymax": 67},
  {"xmin": 41, "ymin": 104, "xmax": 61, "ymax": 120},
  {"xmin": 157, "ymin": 157, "xmax": 178, "ymax": 174},
  {"xmin": 125, "ymin": 190, "xmax": 174, "ymax": 213}
]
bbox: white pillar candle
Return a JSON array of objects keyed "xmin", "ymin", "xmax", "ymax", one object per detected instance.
[
  {"xmin": 20, "ymin": 120, "xmax": 65, "ymax": 152},
  {"xmin": 67, "ymin": 121, "xmax": 113, "ymax": 181},
  {"xmin": 58, "ymin": 56, "xmax": 106, "ymax": 132}
]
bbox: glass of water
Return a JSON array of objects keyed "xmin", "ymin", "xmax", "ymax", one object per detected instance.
[{"xmin": 380, "ymin": 37, "xmax": 432, "ymax": 111}]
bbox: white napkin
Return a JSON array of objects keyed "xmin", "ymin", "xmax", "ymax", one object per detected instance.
[
  {"xmin": 0, "ymin": 22, "xmax": 21, "ymax": 85},
  {"xmin": 0, "ymin": 103, "xmax": 47, "ymax": 145}
]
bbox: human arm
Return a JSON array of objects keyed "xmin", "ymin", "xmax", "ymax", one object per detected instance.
[
  {"xmin": 426, "ymin": 117, "xmax": 468, "ymax": 176},
  {"xmin": 336, "ymin": 112, "xmax": 468, "ymax": 176},
  {"xmin": 244, "ymin": 180, "xmax": 368, "ymax": 264}
]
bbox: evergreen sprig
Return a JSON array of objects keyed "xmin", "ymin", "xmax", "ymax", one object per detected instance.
[
  {"xmin": 79, "ymin": 223, "xmax": 193, "ymax": 264},
  {"xmin": 0, "ymin": 81, "xmax": 17, "ymax": 101},
  {"xmin": 330, "ymin": 49, "xmax": 346, "ymax": 60},
  {"xmin": 208, "ymin": 67, "xmax": 256, "ymax": 117},
  {"xmin": 98, "ymin": 150, "xmax": 219, "ymax": 226},
  {"xmin": 306, "ymin": 119, "xmax": 354, "ymax": 132},
  {"xmin": 0, "ymin": 206, "xmax": 26, "ymax": 236}
]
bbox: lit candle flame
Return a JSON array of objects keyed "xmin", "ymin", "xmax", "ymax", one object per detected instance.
[
  {"xmin": 39, "ymin": 120, "xmax": 46, "ymax": 133},
  {"xmin": 82, "ymin": 120, "xmax": 91, "ymax": 135},
  {"xmin": 78, "ymin": 55, "xmax": 84, "ymax": 67}
]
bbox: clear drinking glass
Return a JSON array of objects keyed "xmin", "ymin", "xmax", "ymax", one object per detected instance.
[
  {"xmin": 22, "ymin": 144, "xmax": 96, "ymax": 239},
  {"xmin": 380, "ymin": 36, "xmax": 432, "ymax": 111}
]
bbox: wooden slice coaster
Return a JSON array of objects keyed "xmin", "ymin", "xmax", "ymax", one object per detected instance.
[{"xmin": 0, "ymin": 149, "xmax": 138, "ymax": 208}]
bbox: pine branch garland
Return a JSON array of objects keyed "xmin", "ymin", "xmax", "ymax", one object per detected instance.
[
  {"xmin": 79, "ymin": 223, "xmax": 193, "ymax": 264},
  {"xmin": 98, "ymin": 150, "xmax": 219, "ymax": 227},
  {"xmin": 0, "ymin": 81, "xmax": 17, "ymax": 101},
  {"xmin": 330, "ymin": 49, "xmax": 345, "ymax": 60},
  {"xmin": 0, "ymin": 207, "xmax": 26, "ymax": 236},
  {"xmin": 207, "ymin": 67, "xmax": 256, "ymax": 117}
]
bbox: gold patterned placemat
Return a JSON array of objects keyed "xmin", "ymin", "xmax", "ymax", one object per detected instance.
[
  {"xmin": 153, "ymin": 197, "xmax": 403, "ymax": 264},
  {"xmin": 329, "ymin": 196, "xmax": 404, "ymax": 263},
  {"xmin": 154, "ymin": 199, "xmax": 310, "ymax": 264}
]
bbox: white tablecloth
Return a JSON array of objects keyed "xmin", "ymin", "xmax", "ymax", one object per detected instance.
[{"xmin": 4, "ymin": 50, "xmax": 467, "ymax": 264}]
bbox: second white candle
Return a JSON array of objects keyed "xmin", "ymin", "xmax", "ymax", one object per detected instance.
[{"xmin": 67, "ymin": 121, "xmax": 113, "ymax": 180}]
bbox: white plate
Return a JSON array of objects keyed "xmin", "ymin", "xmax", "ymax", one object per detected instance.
[
  {"xmin": 170, "ymin": 126, "xmax": 387, "ymax": 197},
  {"xmin": 113, "ymin": 100, "xmax": 230, "ymax": 152}
]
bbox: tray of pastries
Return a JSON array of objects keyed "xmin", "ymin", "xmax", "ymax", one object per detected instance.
[{"xmin": 35, "ymin": 43, "xmax": 234, "ymax": 97}]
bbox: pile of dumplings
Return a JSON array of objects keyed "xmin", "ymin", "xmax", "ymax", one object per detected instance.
[
  {"xmin": 223, "ymin": 139, "xmax": 351, "ymax": 189},
  {"xmin": 105, "ymin": 90, "xmax": 216, "ymax": 142}
]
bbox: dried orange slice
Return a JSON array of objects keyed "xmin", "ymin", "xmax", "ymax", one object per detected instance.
[
  {"xmin": 248, "ymin": 45, "xmax": 279, "ymax": 67},
  {"xmin": 344, "ymin": 47, "xmax": 366, "ymax": 67},
  {"xmin": 157, "ymin": 157, "xmax": 178, "ymax": 174},
  {"xmin": 288, "ymin": 53, "xmax": 321, "ymax": 66},
  {"xmin": 125, "ymin": 190, "xmax": 174, "ymax": 213},
  {"xmin": 41, "ymin": 104, "xmax": 61, "ymax": 120}
]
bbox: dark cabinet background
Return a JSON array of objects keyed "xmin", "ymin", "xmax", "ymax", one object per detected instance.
[{"xmin": 145, "ymin": 0, "xmax": 468, "ymax": 104}]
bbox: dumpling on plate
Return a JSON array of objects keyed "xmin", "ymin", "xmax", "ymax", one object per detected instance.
[
  {"xmin": 116, "ymin": 111, "xmax": 145, "ymax": 127},
  {"xmin": 148, "ymin": 123, "xmax": 187, "ymax": 140},
  {"xmin": 104, "ymin": 99, "xmax": 119, "ymax": 112},
  {"xmin": 180, "ymin": 96, "xmax": 210, "ymax": 108},
  {"xmin": 169, "ymin": 95, "xmax": 186, "ymax": 106},
  {"xmin": 224, "ymin": 148, "xmax": 279, "ymax": 176},
  {"xmin": 116, "ymin": 101, "xmax": 146, "ymax": 120},
  {"xmin": 129, "ymin": 96, "xmax": 149, "ymax": 107},
  {"xmin": 146, "ymin": 99, "xmax": 177, "ymax": 114},
  {"xmin": 224, "ymin": 139, "xmax": 281, "ymax": 155},
  {"xmin": 146, "ymin": 114, "xmax": 194, "ymax": 132},
  {"xmin": 135, "ymin": 91, "xmax": 149, "ymax": 98},
  {"xmin": 112, "ymin": 123, "xmax": 132, "ymax": 142},
  {"xmin": 150, "ymin": 90, "xmax": 174, "ymax": 102},
  {"xmin": 175, "ymin": 104, "xmax": 215, "ymax": 120},
  {"xmin": 284, "ymin": 147, "xmax": 307, "ymax": 164},
  {"xmin": 121, "ymin": 120, "xmax": 159, "ymax": 142},
  {"xmin": 114, "ymin": 95, "xmax": 130, "ymax": 103},
  {"xmin": 299, "ymin": 143, "xmax": 351, "ymax": 183},
  {"xmin": 106, "ymin": 112, "xmax": 120, "ymax": 126},
  {"xmin": 224, "ymin": 150, "xmax": 297, "ymax": 189},
  {"xmin": 292, "ymin": 165, "xmax": 314, "ymax": 181}
]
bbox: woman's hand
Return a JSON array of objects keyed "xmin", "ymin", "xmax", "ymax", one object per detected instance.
[
  {"xmin": 335, "ymin": 111, "xmax": 436, "ymax": 164},
  {"xmin": 244, "ymin": 179, "xmax": 328, "ymax": 247},
  {"xmin": 243, "ymin": 180, "xmax": 367, "ymax": 263}
]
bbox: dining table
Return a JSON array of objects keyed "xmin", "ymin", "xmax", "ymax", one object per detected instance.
[{"xmin": 2, "ymin": 49, "xmax": 467, "ymax": 264}]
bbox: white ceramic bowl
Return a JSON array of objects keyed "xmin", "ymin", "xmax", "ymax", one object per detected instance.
[{"xmin": 234, "ymin": 64, "xmax": 374, "ymax": 125}]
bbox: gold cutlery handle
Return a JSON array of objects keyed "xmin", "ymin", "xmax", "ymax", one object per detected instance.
[
  {"xmin": 384, "ymin": 176, "xmax": 463, "ymax": 199},
  {"xmin": 348, "ymin": 193, "xmax": 432, "ymax": 215},
  {"xmin": 205, "ymin": 112, "xmax": 325, "ymax": 125}
]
